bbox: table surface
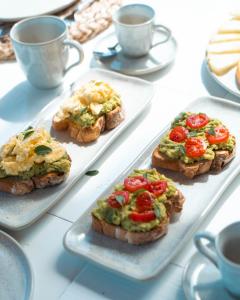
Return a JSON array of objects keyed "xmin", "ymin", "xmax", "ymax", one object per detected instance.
[{"xmin": 1, "ymin": 0, "xmax": 240, "ymax": 299}]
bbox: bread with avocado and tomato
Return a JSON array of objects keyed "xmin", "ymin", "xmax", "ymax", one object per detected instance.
[
  {"xmin": 152, "ymin": 112, "xmax": 236, "ymax": 179},
  {"xmin": 52, "ymin": 80, "xmax": 124, "ymax": 143},
  {"xmin": 91, "ymin": 169, "xmax": 185, "ymax": 245},
  {"xmin": 0, "ymin": 127, "xmax": 71, "ymax": 195}
]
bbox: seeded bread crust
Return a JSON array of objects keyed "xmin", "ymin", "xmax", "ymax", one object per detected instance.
[
  {"xmin": 0, "ymin": 172, "xmax": 67, "ymax": 195},
  {"xmin": 152, "ymin": 144, "xmax": 236, "ymax": 179},
  {"xmin": 52, "ymin": 106, "xmax": 124, "ymax": 143},
  {"xmin": 92, "ymin": 214, "xmax": 169, "ymax": 245}
]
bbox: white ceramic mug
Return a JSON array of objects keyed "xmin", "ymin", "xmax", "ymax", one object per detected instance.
[
  {"xmin": 194, "ymin": 222, "xmax": 240, "ymax": 297},
  {"xmin": 113, "ymin": 4, "xmax": 171, "ymax": 57},
  {"xmin": 10, "ymin": 16, "xmax": 84, "ymax": 89}
]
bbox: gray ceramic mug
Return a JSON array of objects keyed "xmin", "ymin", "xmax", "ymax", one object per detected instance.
[
  {"xmin": 10, "ymin": 16, "xmax": 84, "ymax": 89},
  {"xmin": 113, "ymin": 4, "xmax": 171, "ymax": 57},
  {"xmin": 194, "ymin": 222, "xmax": 240, "ymax": 297}
]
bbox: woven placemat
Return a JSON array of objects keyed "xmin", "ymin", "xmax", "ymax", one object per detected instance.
[
  {"xmin": 69, "ymin": 0, "xmax": 122, "ymax": 43},
  {"xmin": 0, "ymin": 0, "xmax": 122, "ymax": 62}
]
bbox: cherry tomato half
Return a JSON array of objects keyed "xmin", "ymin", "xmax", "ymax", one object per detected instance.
[
  {"xmin": 107, "ymin": 191, "xmax": 130, "ymax": 208},
  {"xmin": 129, "ymin": 210, "xmax": 156, "ymax": 222},
  {"xmin": 185, "ymin": 137, "xmax": 206, "ymax": 158},
  {"xmin": 136, "ymin": 191, "xmax": 154, "ymax": 212},
  {"xmin": 148, "ymin": 180, "xmax": 168, "ymax": 197},
  {"xmin": 169, "ymin": 126, "xmax": 188, "ymax": 142},
  {"xmin": 186, "ymin": 113, "xmax": 209, "ymax": 129},
  {"xmin": 206, "ymin": 126, "xmax": 229, "ymax": 144},
  {"xmin": 124, "ymin": 176, "xmax": 149, "ymax": 192}
]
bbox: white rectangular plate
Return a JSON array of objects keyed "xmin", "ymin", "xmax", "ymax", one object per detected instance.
[
  {"xmin": 64, "ymin": 96, "xmax": 240, "ymax": 280},
  {"xmin": 0, "ymin": 69, "xmax": 154, "ymax": 230}
]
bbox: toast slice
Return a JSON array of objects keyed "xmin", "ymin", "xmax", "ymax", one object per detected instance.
[
  {"xmin": 152, "ymin": 146, "xmax": 236, "ymax": 179},
  {"xmin": 92, "ymin": 214, "xmax": 169, "ymax": 245},
  {"xmin": 0, "ymin": 128, "xmax": 71, "ymax": 195},
  {"xmin": 0, "ymin": 172, "xmax": 67, "ymax": 195},
  {"xmin": 52, "ymin": 106, "xmax": 124, "ymax": 143},
  {"xmin": 91, "ymin": 169, "xmax": 185, "ymax": 245}
]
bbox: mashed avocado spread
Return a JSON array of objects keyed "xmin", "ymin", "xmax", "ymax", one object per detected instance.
[
  {"xmin": 92, "ymin": 169, "xmax": 176, "ymax": 232},
  {"xmin": 158, "ymin": 112, "xmax": 235, "ymax": 164}
]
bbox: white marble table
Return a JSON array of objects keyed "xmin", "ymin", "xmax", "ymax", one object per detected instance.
[{"xmin": 1, "ymin": 0, "xmax": 240, "ymax": 299}]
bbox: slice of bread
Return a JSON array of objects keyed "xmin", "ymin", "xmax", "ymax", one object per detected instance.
[
  {"xmin": 210, "ymin": 33, "xmax": 240, "ymax": 43},
  {"xmin": 0, "ymin": 172, "xmax": 67, "ymax": 195},
  {"xmin": 152, "ymin": 146, "xmax": 236, "ymax": 179},
  {"xmin": 218, "ymin": 20, "xmax": 240, "ymax": 34},
  {"xmin": 52, "ymin": 106, "xmax": 124, "ymax": 143},
  {"xmin": 207, "ymin": 53, "xmax": 240, "ymax": 75},
  {"xmin": 92, "ymin": 215, "xmax": 169, "ymax": 245},
  {"xmin": 207, "ymin": 41, "xmax": 240, "ymax": 54}
]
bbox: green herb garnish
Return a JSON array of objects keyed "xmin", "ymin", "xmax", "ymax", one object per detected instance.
[
  {"xmin": 132, "ymin": 189, "xmax": 146, "ymax": 198},
  {"xmin": 207, "ymin": 127, "xmax": 216, "ymax": 136},
  {"xmin": 34, "ymin": 145, "xmax": 52, "ymax": 155},
  {"xmin": 154, "ymin": 205, "xmax": 161, "ymax": 218},
  {"xmin": 85, "ymin": 170, "xmax": 99, "ymax": 176},
  {"xmin": 143, "ymin": 173, "xmax": 148, "ymax": 179},
  {"xmin": 188, "ymin": 131, "xmax": 198, "ymax": 137},
  {"xmin": 115, "ymin": 195, "xmax": 124, "ymax": 206},
  {"xmin": 79, "ymin": 107, "xmax": 88, "ymax": 115},
  {"xmin": 178, "ymin": 144, "xmax": 186, "ymax": 155},
  {"xmin": 23, "ymin": 129, "xmax": 34, "ymax": 140}
]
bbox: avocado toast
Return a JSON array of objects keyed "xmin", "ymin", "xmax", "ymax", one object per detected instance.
[
  {"xmin": 92, "ymin": 169, "xmax": 185, "ymax": 245},
  {"xmin": 0, "ymin": 127, "xmax": 71, "ymax": 195},
  {"xmin": 152, "ymin": 112, "xmax": 236, "ymax": 179},
  {"xmin": 52, "ymin": 80, "xmax": 124, "ymax": 143}
]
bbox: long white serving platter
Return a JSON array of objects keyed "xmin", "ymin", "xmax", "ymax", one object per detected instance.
[
  {"xmin": 0, "ymin": 68, "xmax": 154, "ymax": 230},
  {"xmin": 64, "ymin": 96, "xmax": 240, "ymax": 280}
]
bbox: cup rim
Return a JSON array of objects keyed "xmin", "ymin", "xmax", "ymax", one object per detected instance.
[
  {"xmin": 216, "ymin": 221, "xmax": 240, "ymax": 268},
  {"xmin": 10, "ymin": 15, "xmax": 66, "ymax": 46},
  {"xmin": 113, "ymin": 4, "xmax": 155, "ymax": 27}
]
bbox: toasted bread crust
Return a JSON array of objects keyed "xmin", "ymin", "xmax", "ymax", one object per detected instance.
[
  {"xmin": 152, "ymin": 145, "xmax": 236, "ymax": 179},
  {"xmin": 68, "ymin": 117, "xmax": 105, "ymax": 143},
  {"xmin": 0, "ymin": 172, "xmax": 67, "ymax": 195},
  {"xmin": 92, "ymin": 215, "xmax": 169, "ymax": 245},
  {"xmin": 165, "ymin": 189, "xmax": 185, "ymax": 217},
  {"xmin": 52, "ymin": 106, "xmax": 124, "ymax": 143},
  {"xmin": 105, "ymin": 106, "xmax": 124, "ymax": 130}
]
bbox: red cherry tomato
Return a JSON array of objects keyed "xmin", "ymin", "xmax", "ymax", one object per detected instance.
[
  {"xmin": 186, "ymin": 113, "xmax": 209, "ymax": 129},
  {"xmin": 169, "ymin": 126, "xmax": 188, "ymax": 142},
  {"xmin": 124, "ymin": 176, "xmax": 149, "ymax": 192},
  {"xmin": 185, "ymin": 137, "xmax": 206, "ymax": 158},
  {"xmin": 148, "ymin": 180, "xmax": 168, "ymax": 197},
  {"xmin": 136, "ymin": 192, "xmax": 154, "ymax": 212},
  {"xmin": 206, "ymin": 126, "xmax": 229, "ymax": 144},
  {"xmin": 129, "ymin": 211, "xmax": 156, "ymax": 222},
  {"xmin": 107, "ymin": 191, "xmax": 130, "ymax": 208}
]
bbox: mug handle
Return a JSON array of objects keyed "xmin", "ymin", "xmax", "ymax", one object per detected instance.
[
  {"xmin": 63, "ymin": 39, "xmax": 84, "ymax": 74},
  {"xmin": 151, "ymin": 24, "xmax": 172, "ymax": 48},
  {"xmin": 194, "ymin": 231, "xmax": 219, "ymax": 268}
]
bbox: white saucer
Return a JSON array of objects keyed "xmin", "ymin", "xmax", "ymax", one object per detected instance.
[
  {"xmin": 93, "ymin": 31, "xmax": 177, "ymax": 75},
  {"xmin": 183, "ymin": 245, "xmax": 236, "ymax": 300}
]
